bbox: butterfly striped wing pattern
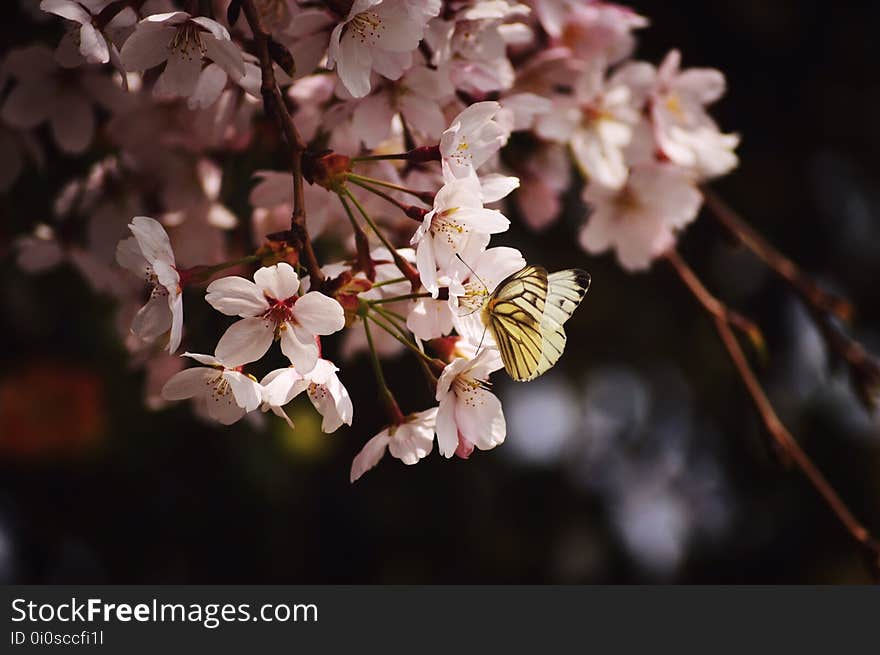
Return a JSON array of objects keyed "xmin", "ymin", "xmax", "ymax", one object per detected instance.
[
  {"xmin": 484, "ymin": 265, "xmax": 548, "ymax": 382},
  {"xmin": 485, "ymin": 266, "xmax": 590, "ymax": 382}
]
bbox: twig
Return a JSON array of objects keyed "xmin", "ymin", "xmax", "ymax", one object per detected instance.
[
  {"xmin": 343, "ymin": 188, "xmax": 422, "ymax": 291},
  {"xmin": 347, "ymin": 177, "xmax": 427, "ymax": 222},
  {"xmin": 361, "ymin": 307, "xmax": 405, "ymax": 425},
  {"xmin": 701, "ymin": 186, "xmax": 852, "ymax": 320},
  {"xmin": 703, "ymin": 186, "xmax": 880, "ymax": 408},
  {"xmin": 240, "ymin": 0, "xmax": 324, "ymax": 289},
  {"xmin": 665, "ymin": 249, "xmax": 880, "ymax": 579},
  {"xmin": 338, "ymin": 193, "xmax": 376, "ymax": 281},
  {"xmin": 809, "ymin": 308, "xmax": 880, "ymax": 410}
]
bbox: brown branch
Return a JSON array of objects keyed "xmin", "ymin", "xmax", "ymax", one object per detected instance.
[
  {"xmin": 809, "ymin": 307, "xmax": 880, "ymax": 410},
  {"xmin": 702, "ymin": 186, "xmax": 880, "ymax": 409},
  {"xmin": 701, "ymin": 186, "xmax": 852, "ymax": 321},
  {"xmin": 240, "ymin": 0, "xmax": 324, "ymax": 289},
  {"xmin": 665, "ymin": 249, "xmax": 880, "ymax": 579}
]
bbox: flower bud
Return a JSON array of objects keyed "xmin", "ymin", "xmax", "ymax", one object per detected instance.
[{"xmin": 303, "ymin": 151, "xmax": 352, "ymax": 191}]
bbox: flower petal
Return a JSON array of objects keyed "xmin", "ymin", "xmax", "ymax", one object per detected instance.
[
  {"xmin": 225, "ymin": 371, "xmax": 262, "ymax": 412},
  {"xmin": 203, "ymin": 35, "xmax": 245, "ymax": 80},
  {"xmin": 161, "ymin": 367, "xmax": 214, "ymax": 401},
  {"xmin": 205, "ymin": 275, "xmax": 267, "ymax": 317},
  {"xmin": 215, "ymin": 317, "xmax": 274, "ymax": 366},
  {"xmin": 292, "ymin": 292, "xmax": 345, "ymax": 335},
  {"xmin": 279, "ymin": 326, "xmax": 319, "ymax": 373},
  {"xmin": 131, "ymin": 293, "xmax": 172, "ymax": 342},
  {"xmin": 435, "ymin": 395, "xmax": 458, "ymax": 458},
  {"xmin": 120, "ymin": 23, "xmax": 174, "ymax": 71},
  {"xmin": 350, "ymin": 432, "xmax": 391, "ymax": 483},
  {"xmin": 253, "ymin": 263, "xmax": 300, "ymax": 301},
  {"xmin": 154, "ymin": 47, "xmax": 202, "ymax": 99}
]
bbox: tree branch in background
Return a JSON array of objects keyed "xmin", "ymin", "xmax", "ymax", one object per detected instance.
[
  {"xmin": 665, "ymin": 249, "xmax": 880, "ymax": 580},
  {"xmin": 702, "ymin": 187, "xmax": 880, "ymax": 409},
  {"xmin": 702, "ymin": 187, "xmax": 852, "ymax": 319},
  {"xmin": 239, "ymin": 0, "xmax": 324, "ymax": 289}
]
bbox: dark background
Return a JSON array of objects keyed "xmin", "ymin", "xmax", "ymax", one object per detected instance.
[{"xmin": 1, "ymin": 1, "xmax": 879, "ymax": 583}]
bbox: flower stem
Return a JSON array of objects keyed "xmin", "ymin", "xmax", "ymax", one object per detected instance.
[
  {"xmin": 368, "ymin": 292, "xmax": 433, "ymax": 305},
  {"xmin": 362, "ymin": 306, "xmax": 443, "ymax": 373},
  {"xmin": 347, "ymin": 177, "xmax": 427, "ymax": 222},
  {"xmin": 352, "ymin": 153, "xmax": 410, "ymax": 162},
  {"xmin": 361, "ymin": 307, "xmax": 405, "ymax": 425},
  {"xmin": 371, "ymin": 276, "xmax": 407, "ymax": 289},
  {"xmin": 338, "ymin": 193, "xmax": 376, "ymax": 280},
  {"xmin": 342, "ymin": 187, "xmax": 422, "ymax": 290},
  {"xmin": 180, "ymin": 254, "xmax": 260, "ymax": 286},
  {"xmin": 346, "ymin": 173, "xmax": 435, "ymax": 205}
]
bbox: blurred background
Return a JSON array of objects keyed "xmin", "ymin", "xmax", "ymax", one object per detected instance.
[{"xmin": 1, "ymin": 1, "xmax": 879, "ymax": 583}]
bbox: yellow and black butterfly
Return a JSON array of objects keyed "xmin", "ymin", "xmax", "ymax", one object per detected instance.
[{"xmin": 482, "ymin": 265, "xmax": 591, "ymax": 382}]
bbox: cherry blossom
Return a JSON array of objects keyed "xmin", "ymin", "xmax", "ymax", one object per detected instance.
[
  {"xmin": 260, "ymin": 359, "xmax": 354, "ymax": 433},
  {"xmin": 116, "ymin": 216, "xmax": 184, "ymax": 353},
  {"xmin": 120, "ymin": 11, "xmax": 245, "ymax": 103},
  {"xmin": 436, "ymin": 349, "xmax": 506, "ymax": 459},
  {"xmin": 512, "ymin": 142, "xmax": 571, "ymax": 231},
  {"xmin": 40, "ymin": 0, "xmax": 136, "ymax": 66},
  {"xmin": 205, "ymin": 263, "xmax": 345, "ymax": 372},
  {"xmin": 350, "ymin": 407, "xmax": 438, "ymax": 482},
  {"xmin": 411, "ymin": 175, "xmax": 510, "ymax": 297},
  {"xmin": 327, "ymin": 0, "xmax": 441, "ymax": 98},
  {"xmin": 1, "ymin": 44, "xmax": 126, "ymax": 153},
  {"xmin": 426, "ymin": 1, "xmax": 530, "ymax": 95},
  {"xmin": 348, "ymin": 65, "xmax": 454, "ymax": 149},
  {"xmin": 548, "ymin": 1, "xmax": 647, "ymax": 64},
  {"xmin": 439, "ymin": 101, "xmax": 511, "ymax": 181},
  {"xmin": 648, "ymin": 50, "xmax": 739, "ymax": 179},
  {"xmin": 580, "ymin": 163, "xmax": 703, "ymax": 271},
  {"xmin": 161, "ymin": 352, "xmax": 262, "ymax": 425},
  {"xmin": 536, "ymin": 59, "xmax": 640, "ymax": 190}
]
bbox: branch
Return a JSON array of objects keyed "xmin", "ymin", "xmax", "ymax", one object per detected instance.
[
  {"xmin": 665, "ymin": 250, "xmax": 880, "ymax": 579},
  {"xmin": 240, "ymin": 0, "xmax": 324, "ymax": 289},
  {"xmin": 701, "ymin": 186, "xmax": 852, "ymax": 320},
  {"xmin": 702, "ymin": 186, "xmax": 879, "ymax": 408}
]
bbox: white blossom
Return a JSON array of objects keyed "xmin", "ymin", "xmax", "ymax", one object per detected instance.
[
  {"xmin": 440, "ymin": 101, "xmax": 511, "ymax": 181},
  {"xmin": 436, "ymin": 349, "xmax": 506, "ymax": 458},
  {"xmin": 350, "ymin": 407, "xmax": 438, "ymax": 482},
  {"xmin": 260, "ymin": 359, "xmax": 353, "ymax": 433},
  {"xmin": 411, "ymin": 175, "xmax": 510, "ymax": 297},
  {"xmin": 205, "ymin": 263, "xmax": 345, "ymax": 372},
  {"xmin": 116, "ymin": 216, "xmax": 184, "ymax": 353},
  {"xmin": 161, "ymin": 352, "xmax": 262, "ymax": 425},
  {"xmin": 120, "ymin": 12, "xmax": 245, "ymax": 104}
]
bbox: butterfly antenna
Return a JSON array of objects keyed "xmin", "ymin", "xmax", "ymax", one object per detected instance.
[
  {"xmin": 454, "ymin": 253, "xmax": 489, "ymax": 317},
  {"xmin": 455, "ymin": 253, "xmax": 488, "ymax": 294}
]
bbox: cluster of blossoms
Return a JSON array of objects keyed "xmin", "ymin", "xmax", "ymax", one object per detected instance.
[{"xmin": 3, "ymin": 0, "xmax": 739, "ymax": 480}]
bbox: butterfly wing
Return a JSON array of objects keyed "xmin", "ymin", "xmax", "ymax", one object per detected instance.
[
  {"xmin": 486, "ymin": 266, "xmax": 549, "ymax": 382},
  {"xmin": 530, "ymin": 269, "xmax": 591, "ymax": 380}
]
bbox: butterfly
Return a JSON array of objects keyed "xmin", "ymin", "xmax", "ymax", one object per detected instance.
[{"xmin": 481, "ymin": 265, "xmax": 591, "ymax": 382}]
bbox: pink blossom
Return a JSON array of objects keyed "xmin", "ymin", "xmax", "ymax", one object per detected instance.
[
  {"xmin": 580, "ymin": 163, "xmax": 703, "ymax": 271},
  {"xmin": 328, "ymin": 0, "xmax": 441, "ymax": 98}
]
